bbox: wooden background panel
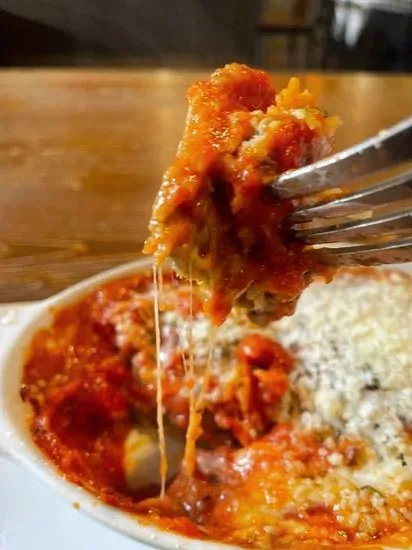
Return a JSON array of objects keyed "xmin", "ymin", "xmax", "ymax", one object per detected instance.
[{"xmin": 0, "ymin": 70, "xmax": 411, "ymax": 300}]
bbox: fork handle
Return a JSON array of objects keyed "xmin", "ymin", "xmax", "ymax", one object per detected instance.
[{"xmin": 275, "ymin": 116, "xmax": 412, "ymax": 199}]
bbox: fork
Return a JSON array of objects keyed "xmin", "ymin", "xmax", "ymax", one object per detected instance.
[{"xmin": 275, "ymin": 116, "xmax": 412, "ymax": 266}]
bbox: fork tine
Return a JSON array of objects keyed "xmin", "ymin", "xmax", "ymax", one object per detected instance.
[
  {"xmin": 290, "ymin": 165, "xmax": 412, "ymax": 223},
  {"xmin": 274, "ymin": 117, "xmax": 412, "ymax": 199},
  {"xmin": 309, "ymin": 236, "xmax": 412, "ymax": 266},
  {"xmin": 295, "ymin": 202, "xmax": 412, "ymax": 244}
]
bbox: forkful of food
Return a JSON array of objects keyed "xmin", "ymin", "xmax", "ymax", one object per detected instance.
[{"xmin": 144, "ymin": 63, "xmax": 412, "ymax": 325}]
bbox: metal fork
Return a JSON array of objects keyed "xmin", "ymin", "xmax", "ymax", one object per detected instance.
[{"xmin": 275, "ymin": 116, "xmax": 412, "ymax": 266}]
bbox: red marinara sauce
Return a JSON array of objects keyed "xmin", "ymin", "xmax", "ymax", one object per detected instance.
[
  {"xmin": 144, "ymin": 63, "xmax": 340, "ymax": 325},
  {"xmin": 20, "ymin": 273, "xmax": 292, "ymax": 511}
]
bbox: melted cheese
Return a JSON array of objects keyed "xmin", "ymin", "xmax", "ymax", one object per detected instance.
[
  {"xmin": 124, "ymin": 427, "xmax": 184, "ymax": 490},
  {"xmin": 153, "ymin": 264, "xmax": 167, "ymax": 497}
]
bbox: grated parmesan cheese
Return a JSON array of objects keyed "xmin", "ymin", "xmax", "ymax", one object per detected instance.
[{"xmin": 275, "ymin": 269, "xmax": 412, "ymax": 494}]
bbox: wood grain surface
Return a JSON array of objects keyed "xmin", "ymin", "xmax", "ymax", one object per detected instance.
[{"xmin": 0, "ymin": 69, "xmax": 411, "ymax": 301}]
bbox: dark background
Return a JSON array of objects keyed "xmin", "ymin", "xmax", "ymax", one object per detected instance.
[{"xmin": 0, "ymin": 0, "xmax": 411, "ymax": 71}]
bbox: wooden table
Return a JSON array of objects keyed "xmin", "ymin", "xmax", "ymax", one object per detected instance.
[{"xmin": 0, "ymin": 69, "xmax": 411, "ymax": 301}]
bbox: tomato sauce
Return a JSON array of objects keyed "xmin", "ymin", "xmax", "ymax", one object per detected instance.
[
  {"xmin": 20, "ymin": 273, "xmax": 411, "ymax": 548},
  {"xmin": 144, "ymin": 63, "xmax": 340, "ymax": 325},
  {"xmin": 20, "ymin": 273, "xmax": 290, "ymax": 507}
]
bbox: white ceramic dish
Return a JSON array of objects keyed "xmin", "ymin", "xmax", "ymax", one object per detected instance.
[{"xmin": 0, "ymin": 258, "xmax": 411, "ymax": 550}]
